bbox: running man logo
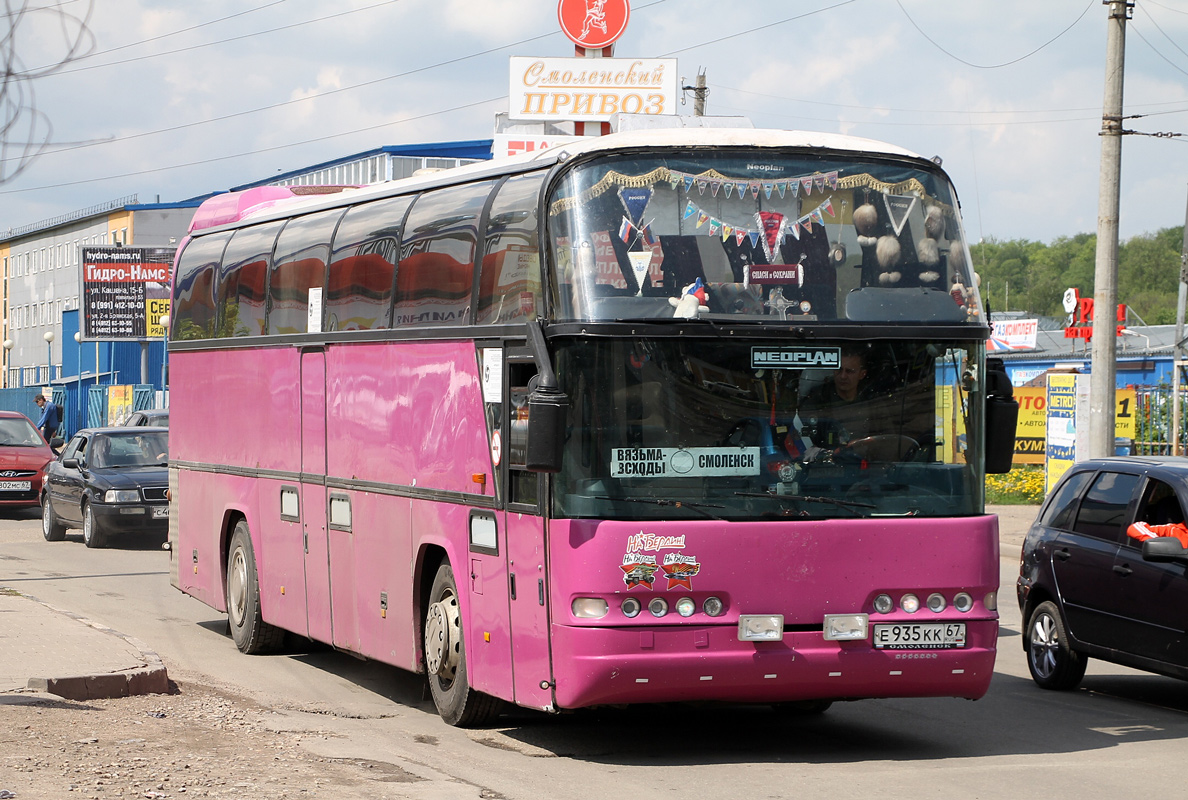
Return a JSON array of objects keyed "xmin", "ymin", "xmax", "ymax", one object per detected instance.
[{"xmin": 557, "ymin": 0, "xmax": 630, "ymax": 49}]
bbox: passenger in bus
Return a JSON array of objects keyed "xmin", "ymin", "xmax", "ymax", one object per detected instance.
[{"xmin": 799, "ymin": 347, "xmax": 871, "ymax": 447}]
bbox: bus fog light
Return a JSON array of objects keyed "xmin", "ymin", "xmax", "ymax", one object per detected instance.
[
  {"xmin": 926, "ymin": 593, "xmax": 946, "ymax": 613},
  {"xmin": 738, "ymin": 614, "xmax": 783, "ymax": 642},
  {"xmin": 873, "ymin": 594, "xmax": 894, "ymax": 614},
  {"xmin": 571, "ymin": 598, "xmax": 608, "ymax": 619},
  {"xmin": 621, "ymin": 597, "xmax": 641, "ymax": 618},
  {"xmin": 823, "ymin": 614, "xmax": 868, "ymax": 641},
  {"xmin": 648, "ymin": 597, "xmax": 669, "ymax": 617},
  {"xmin": 954, "ymin": 592, "xmax": 974, "ymax": 613},
  {"xmin": 984, "ymin": 591, "xmax": 998, "ymax": 611},
  {"xmin": 901, "ymin": 594, "xmax": 920, "ymax": 614},
  {"xmin": 703, "ymin": 596, "xmax": 724, "ymax": 617},
  {"xmin": 675, "ymin": 597, "xmax": 696, "ymax": 617}
]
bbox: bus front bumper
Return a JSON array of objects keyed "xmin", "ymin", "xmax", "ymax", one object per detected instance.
[{"xmin": 549, "ymin": 619, "xmax": 998, "ymax": 710}]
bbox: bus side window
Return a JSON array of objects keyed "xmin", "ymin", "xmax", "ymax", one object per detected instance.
[
  {"xmin": 327, "ymin": 195, "xmax": 412, "ymax": 331},
  {"xmin": 218, "ymin": 222, "xmax": 284, "ymax": 338},
  {"xmin": 172, "ymin": 233, "xmax": 231, "ymax": 341},
  {"xmin": 268, "ymin": 209, "xmax": 344, "ymax": 336},
  {"xmin": 476, "ymin": 172, "xmax": 546, "ymax": 325},
  {"xmin": 396, "ymin": 181, "xmax": 497, "ymax": 327},
  {"xmin": 507, "ymin": 361, "xmax": 539, "ymax": 508}
]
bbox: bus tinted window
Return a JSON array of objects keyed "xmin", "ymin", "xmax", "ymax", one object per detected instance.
[
  {"xmin": 548, "ymin": 153, "xmax": 981, "ymax": 324},
  {"xmin": 217, "ymin": 221, "xmax": 284, "ymax": 337},
  {"xmin": 395, "ymin": 180, "xmax": 496, "ymax": 327},
  {"xmin": 172, "ymin": 232, "xmax": 231, "ymax": 340},
  {"xmin": 327, "ymin": 195, "xmax": 412, "ymax": 331},
  {"xmin": 476, "ymin": 172, "xmax": 545, "ymax": 325},
  {"xmin": 268, "ymin": 209, "xmax": 344, "ymax": 335}
]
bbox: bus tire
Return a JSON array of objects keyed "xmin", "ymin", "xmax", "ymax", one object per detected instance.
[
  {"xmin": 1026, "ymin": 600, "xmax": 1087, "ymax": 690},
  {"xmin": 42, "ymin": 494, "xmax": 66, "ymax": 541},
  {"xmin": 424, "ymin": 563, "xmax": 503, "ymax": 727},
  {"xmin": 226, "ymin": 520, "xmax": 284, "ymax": 655}
]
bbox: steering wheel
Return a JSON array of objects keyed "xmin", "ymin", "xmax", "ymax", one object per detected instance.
[{"xmin": 835, "ymin": 434, "xmax": 920, "ymax": 463}]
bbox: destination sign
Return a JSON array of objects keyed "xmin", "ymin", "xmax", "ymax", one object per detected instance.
[{"xmin": 610, "ymin": 447, "xmax": 761, "ymax": 478}]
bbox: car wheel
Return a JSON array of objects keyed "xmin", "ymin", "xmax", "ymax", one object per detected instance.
[
  {"xmin": 1027, "ymin": 600, "xmax": 1087, "ymax": 690},
  {"xmin": 41, "ymin": 494, "xmax": 66, "ymax": 542},
  {"xmin": 225, "ymin": 520, "xmax": 284, "ymax": 654},
  {"xmin": 424, "ymin": 562, "xmax": 503, "ymax": 727},
  {"xmin": 82, "ymin": 503, "xmax": 105, "ymax": 549}
]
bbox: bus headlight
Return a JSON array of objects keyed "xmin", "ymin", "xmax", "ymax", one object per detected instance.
[
  {"xmin": 953, "ymin": 592, "xmax": 974, "ymax": 613},
  {"xmin": 900, "ymin": 594, "xmax": 920, "ymax": 614},
  {"xmin": 571, "ymin": 598, "xmax": 608, "ymax": 619},
  {"xmin": 675, "ymin": 597, "xmax": 696, "ymax": 617},
  {"xmin": 738, "ymin": 614, "xmax": 783, "ymax": 642},
  {"xmin": 984, "ymin": 591, "xmax": 998, "ymax": 611},
  {"xmin": 648, "ymin": 597, "xmax": 668, "ymax": 617},
  {"xmin": 703, "ymin": 596, "xmax": 724, "ymax": 617},
  {"xmin": 823, "ymin": 614, "xmax": 868, "ymax": 641},
  {"xmin": 873, "ymin": 594, "xmax": 894, "ymax": 614},
  {"xmin": 926, "ymin": 593, "xmax": 946, "ymax": 613}
]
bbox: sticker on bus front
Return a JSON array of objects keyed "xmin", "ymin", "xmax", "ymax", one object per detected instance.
[
  {"xmin": 751, "ymin": 346, "xmax": 841, "ymax": 370},
  {"xmin": 610, "ymin": 447, "xmax": 761, "ymax": 478}
]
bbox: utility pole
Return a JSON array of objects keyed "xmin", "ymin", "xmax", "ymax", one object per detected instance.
[
  {"xmin": 683, "ymin": 69, "xmax": 708, "ymax": 116},
  {"xmin": 1088, "ymin": 0, "xmax": 1132, "ymax": 459},
  {"xmin": 1173, "ymin": 188, "xmax": 1188, "ymax": 455}
]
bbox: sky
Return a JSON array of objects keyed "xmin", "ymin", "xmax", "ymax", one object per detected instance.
[{"xmin": 1, "ymin": 0, "xmax": 1186, "ymax": 245}]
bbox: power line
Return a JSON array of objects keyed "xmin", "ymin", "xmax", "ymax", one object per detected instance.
[
  {"xmin": 658, "ymin": 0, "xmax": 859, "ymax": 57},
  {"xmin": 895, "ymin": 0, "xmax": 1095, "ymax": 69},
  {"xmin": 1130, "ymin": 22, "xmax": 1188, "ymax": 77},
  {"xmin": 0, "ymin": 96, "xmax": 506, "ymax": 195}
]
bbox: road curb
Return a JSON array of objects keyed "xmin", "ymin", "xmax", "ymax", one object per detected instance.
[{"xmin": 20, "ymin": 595, "xmax": 170, "ymax": 701}]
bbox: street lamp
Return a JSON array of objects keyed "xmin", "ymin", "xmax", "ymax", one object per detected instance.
[
  {"xmin": 2, "ymin": 338, "xmax": 12, "ymax": 388},
  {"xmin": 159, "ymin": 314, "xmax": 170, "ymax": 393},
  {"xmin": 43, "ymin": 330, "xmax": 54, "ymax": 384}
]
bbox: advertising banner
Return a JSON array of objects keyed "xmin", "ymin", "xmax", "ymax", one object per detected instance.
[
  {"xmin": 508, "ymin": 56, "xmax": 678, "ymax": 122},
  {"xmin": 81, "ymin": 246, "xmax": 174, "ymax": 341},
  {"xmin": 1045, "ymin": 374, "xmax": 1078, "ymax": 493},
  {"xmin": 1016, "ymin": 385, "xmax": 1136, "ymax": 465},
  {"xmin": 988, "ymin": 318, "xmax": 1038, "ymax": 351}
]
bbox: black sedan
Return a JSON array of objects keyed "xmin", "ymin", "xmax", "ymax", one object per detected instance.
[{"xmin": 41, "ymin": 427, "xmax": 169, "ymax": 548}]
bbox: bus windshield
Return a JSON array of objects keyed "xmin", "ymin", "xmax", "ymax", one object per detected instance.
[
  {"xmin": 553, "ymin": 337, "xmax": 983, "ymax": 521},
  {"xmin": 548, "ymin": 151, "xmax": 983, "ymax": 324}
]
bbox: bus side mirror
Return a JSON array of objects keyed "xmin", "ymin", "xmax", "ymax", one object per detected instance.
[
  {"xmin": 984, "ymin": 357, "xmax": 1017, "ymax": 475},
  {"xmin": 525, "ymin": 387, "xmax": 568, "ymax": 473}
]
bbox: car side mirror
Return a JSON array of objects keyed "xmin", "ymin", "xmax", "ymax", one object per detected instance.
[
  {"xmin": 62, "ymin": 458, "xmax": 79, "ymax": 470},
  {"xmin": 1141, "ymin": 537, "xmax": 1188, "ymax": 564}
]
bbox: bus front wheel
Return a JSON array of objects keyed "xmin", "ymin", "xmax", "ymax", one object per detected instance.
[
  {"xmin": 225, "ymin": 520, "xmax": 284, "ymax": 654},
  {"xmin": 424, "ymin": 562, "xmax": 503, "ymax": 727}
]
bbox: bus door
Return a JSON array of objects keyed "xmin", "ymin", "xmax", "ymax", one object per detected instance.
[
  {"xmin": 503, "ymin": 354, "xmax": 552, "ymax": 711},
  {"xmin": 300, "ymin": 348, "xmax": 334, "ymax": 645}
]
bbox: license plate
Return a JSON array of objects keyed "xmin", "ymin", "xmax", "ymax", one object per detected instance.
[
  {"xmin": 0, "ymin": 480, "xmax": 31, "ymax": 491},
  {"xmin": 152, "ymin": 506, "xmax": 169, "ymax": 518},
  {"xmin": 873, "ymin": 623, "xmax": 966, "ymax": 649}
]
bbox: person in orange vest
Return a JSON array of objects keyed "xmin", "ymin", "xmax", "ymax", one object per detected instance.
[{"xmin": 1127, "ymin": 520, "xmax": 1188, "ymax": 548}]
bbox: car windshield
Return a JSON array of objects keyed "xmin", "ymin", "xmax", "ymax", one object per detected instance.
[
  {"xmin": 89, "ymin": 431, "xmax": 169, "ymax": 468},
  {"xmin": 551, "ymin": 336, "xmax": 984, "ymax": 521},
  {"xmin": 0, "ymin": 417, "xmax": 47, "ymax": 446},
  {"xmin": 547, "ymin": 151, "xmax": 983, "ymax": 324}
]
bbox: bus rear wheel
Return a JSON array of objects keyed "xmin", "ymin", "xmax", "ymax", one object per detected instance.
[
  {"xmin": 225, "ymin": 520, "xmax": 284, "ymax": 654},
  {"xmin": 424, "ymin": 562, "xmax": 503, "ymax": 727}
]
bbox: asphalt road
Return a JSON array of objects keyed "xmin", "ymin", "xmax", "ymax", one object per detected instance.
[{"xmin": 3, "ymin": 504, "xmax": 1188, "ymax": 800}]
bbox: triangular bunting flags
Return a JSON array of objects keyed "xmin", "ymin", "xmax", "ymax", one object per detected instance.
[
  {"xmin": 776, "ymin": 183, "xmax": 786, "ymax": 199},
  {"xmin": 735, "ymin": 229, "xmax": 748, "ymax": 246},
  {"xmin": 802, "ymin": 177, "xmax": 813, "ymax": 196},
  {"xmin": 826, "ymin": 171, "xmax": 838, "ymax": 190},
  {"xmin": 710, "ymin": 181, "xmax": 720, "ymax": 197},
  {"xmin": 750, "ymin": 184, "xmax": 761, "ymax": 199},
  {"xmin": 763, "ymin": 183, "xmax": 773, "ymax": 199},
  {"xmin": 684, "ymin": 176, "xmax": 694, "ymax": 192},
  {"xmin": 814, "ymin": 174, "xmax": 825, "ymax": 193},
  {"xmin": 697, "ymin": 180, "xmax": 708, "ymax": 195},
  {"xmin": 724, "ymin": 182, "xmax": 734, "ymax": 198},
  {"xmin": 696, "ymin": 211, "xmax": 709, "ymax": 228},
  {"xmin": 822, "ymin": 197, "xmax": 835, "ymax": 218},
  {"xmin": 748, "ymin": 231, "xmax": 761, "ymax": 249},
  {"xmin": 683, "ymin": 201, "xmax": 696, "ymax": 220}
]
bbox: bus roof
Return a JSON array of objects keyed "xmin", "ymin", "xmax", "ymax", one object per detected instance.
[{"xmin": 186, "ymin": 127, "xmax": 935, "ymax": 235}]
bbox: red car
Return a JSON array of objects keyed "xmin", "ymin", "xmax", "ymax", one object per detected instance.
[{"xmin": 0, "ymin": 411, "xmax": 55, "ymax": 509}]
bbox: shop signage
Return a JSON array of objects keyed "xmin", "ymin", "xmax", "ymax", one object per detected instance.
[
  {"xmin": 508, "ymin": 56, "xmax": 677, "ymax": 122},
  {"xmin": 557, "ymin": 0, "xmax": 631, "ymax": 49}
]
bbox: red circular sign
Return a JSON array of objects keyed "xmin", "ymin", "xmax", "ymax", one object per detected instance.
[{"xmin": 557, "ymin": 0, "xmax": 630, "ymax": 49}]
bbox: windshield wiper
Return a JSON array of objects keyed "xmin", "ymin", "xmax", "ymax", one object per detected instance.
[
  {"xmin": 583, "ymin": 494, "xmax": 727, "ymax": 521},
  {"xmin": 733, "ymin": 491, "xmax": 876, "ymax": 515}
]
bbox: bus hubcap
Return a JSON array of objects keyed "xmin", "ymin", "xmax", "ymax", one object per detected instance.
[{"xmin": 425, "ymin": 595, "xmax": 460, "ymax": 678}]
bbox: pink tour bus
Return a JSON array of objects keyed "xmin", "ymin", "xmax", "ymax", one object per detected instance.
[{"xmin": 167, "ymin": 128, "xmax": 1017, "ymax": 726}]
